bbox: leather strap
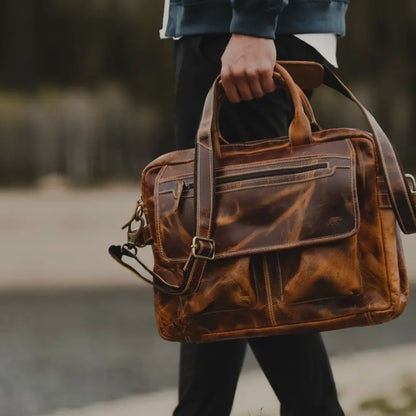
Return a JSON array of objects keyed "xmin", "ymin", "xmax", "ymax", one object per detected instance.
[{"xmin": 323, "ymin": 68, "xmax": 416, "ymax": 234}]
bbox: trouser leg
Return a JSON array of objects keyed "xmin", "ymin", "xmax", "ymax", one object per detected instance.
[
  {"xmin": 173, "ymin": 33, "xmax": 343, "ymax": 416},
  {"xmin": 249, "ymin": 334, "xmax": 344, "ymax": 416},
  {"xmin": 173, "ymin": 340, "xmax": 247, "ymax": 416}
]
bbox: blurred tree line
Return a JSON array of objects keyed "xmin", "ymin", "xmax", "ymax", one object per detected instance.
[
  {"xmin": 0, "ymin": 0, "xmax": 415, "ymax": 185},
  {"xmin": 0, "ymin": 0, "xmax": 174, "ymax": 185},
  {"xmin": 0, "ymin": 0, "xmax": 173, "ymax": 110},
  {"xmin": 337, "ymin": 0, "xmax": 416, "ymax": 170}
]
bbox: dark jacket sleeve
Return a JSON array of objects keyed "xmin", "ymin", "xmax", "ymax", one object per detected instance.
[{"xmin": 230, "ymin": 0, "xmax": 289, "ymax": 38}]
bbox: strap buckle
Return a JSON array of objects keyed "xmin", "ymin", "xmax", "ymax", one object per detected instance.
[{"xmin": 191, "ymin": 236, "xmax": 216, "ymax": 260}]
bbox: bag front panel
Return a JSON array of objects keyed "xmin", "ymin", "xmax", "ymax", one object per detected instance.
[{"xmin": 152, "ymin": 135, "xmax": 408, "ymax": 343}]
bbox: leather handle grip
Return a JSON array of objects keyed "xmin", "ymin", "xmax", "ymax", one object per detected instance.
[
  {"xmin": 201, "ymin": 63, "xmax": 313, "ymax": 159},
  {"xmin": 274, "ymin": 62, "xmax": 312, "ymax": 146}
]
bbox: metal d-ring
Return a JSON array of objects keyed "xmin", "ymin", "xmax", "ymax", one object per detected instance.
[
  {"xmin": 122, "ymin": 243, "xmax": 138, "ymax": 257},
  {"xmin": 405, "ymin": 174, "xmax": 416, "ymax": 193}
]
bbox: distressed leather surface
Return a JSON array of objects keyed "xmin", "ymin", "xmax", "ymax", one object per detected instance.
[
  {"xmin": 144, "ymin": 130, "xmax": 409, "ymax": 343},
  {"xmin": 155, "ymin": 139, "xmax": 358, "ymax": 261}
]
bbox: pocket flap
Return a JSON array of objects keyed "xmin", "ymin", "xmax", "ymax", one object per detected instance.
[{"xmin": 154, "ymin": 139, "xmax": 359, "ymax": 261}]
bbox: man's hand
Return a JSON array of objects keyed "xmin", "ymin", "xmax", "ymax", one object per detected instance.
[{"xmin": 221, "ymin": 34, "xmax": 276, "ymax": 103}]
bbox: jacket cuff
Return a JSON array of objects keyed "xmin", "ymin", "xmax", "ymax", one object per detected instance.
[{"xmin": 230, "ymin": 8, "xmax": 279, "ymax": 39}]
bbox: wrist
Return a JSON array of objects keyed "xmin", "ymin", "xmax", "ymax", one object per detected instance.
[{"xmin": 230, "ymin": 8, "xmax": 278, "ymax": 39}]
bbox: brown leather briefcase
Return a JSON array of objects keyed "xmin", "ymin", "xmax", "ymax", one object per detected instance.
[{"xmin": 109, "ymin": 62, "xmax": 415, "ymax": 343}]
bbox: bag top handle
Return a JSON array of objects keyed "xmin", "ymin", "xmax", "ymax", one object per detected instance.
[{"xmin": 198, "ymin": 61, "xmax": 316, "ymax": 159}]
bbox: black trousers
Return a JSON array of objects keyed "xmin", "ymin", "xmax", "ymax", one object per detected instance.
[{"xmin": 172, "ymin": 35, "xmax": 344, "ymax": 416}]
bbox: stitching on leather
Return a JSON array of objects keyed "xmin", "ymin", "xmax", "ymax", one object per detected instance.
[
  {"xmin": 196, "ymin": 144, "xmax": 201, "ymax": 233},
  {"xmin": 208, "ymin": 130, "xmax": 214, "ymax": 238},
  {"xmin": 378, "ymin": 210, "xmax": 394, "ymax": 309},
  {"xmin": 156, "ymin": 214, "xmax": 358, "ymax": 262},
  {"xmin": 220, "ymin": 129, "xmax": 365, "ymax": 150},
  {"xmin": 276, "ymin": 253, "xmax": 283, "ymax": 301},
  {"xmin": 199, "ymin": 142, "xmax": 211, "ymax": 151},
  {"xmin": 346, "ymin": 139, "xmax": 360, "ymax": 235},
  {"xmin": 312, "ymin": 129, "xmax": 370, "ymax": 142},
  {"xmin": 157, "ymin": 154, "xmax": 350, "ymax": 184},
  {"xmin": 216, "ymin": 154, "xmax": 351, "ymax": 172},
  {"xmin": 194, "ymin": 311, "xmax": 375, "ymax": 340},
  {"xmin": 160, "ymin": 228, "xmax": 360, "ymax": 263},
  {"xmin": 262, "ymin": 255, "xmax": 277, "ymax": 326},
  {"xmin": 366, "ymin": 312, "xmax": 375, "ymax": 325},
  {"xmin": 154, "ymin": 165, "xmax": 173, "ymax": 262},
  {"xmin": 214, "ymin": 168, "xmax": 336, "ymax": 193},
  {"xmin": 194, "ymin": 305, "xmax": 399, "ymax": 341},
  {"xmin": 283, "ymin": 292, "xmax": 361, "ymax": 305},
  {"xmin": 143, "ymin": 156, "xmax": 194, "ymax": 174},
  {"xmin": 192, "ymin": 126, "xmax": 215, "ymax": 294},
  {"xmin": 160, "ymin": 167, "xmax": 336, "ymax": 198},
  {"xmin": 193, "ymin": 87, "xmax": 221, "ymax": 294},
  {"xmin": 215, "ymin": 154, "xmax": 350, "ymax": 171},
  {"xmin": 158, "ymin": 160, "xmax": 348, "ymax": 189},
  {"xmin": 215, "ymin": 161, "xmax": 332, "ymax": 180},
  {"xmin": 142, "ymin": 166, "xmax": 162, "ymax": 201}
]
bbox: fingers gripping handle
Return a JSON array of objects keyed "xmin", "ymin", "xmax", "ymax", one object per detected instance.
[{"xmin": 196, "ymin": 62, "xmax": 314, "ymax": 160}]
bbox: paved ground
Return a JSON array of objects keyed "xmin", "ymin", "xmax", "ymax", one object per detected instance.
[
  {"xmin": 2, "ymin": 184, "xmax": 416, "ymax": 416},
  {"xmin": 0, "ymin": 183, "xmax": 143, "ymax": 290},
  {"xmin": 1, "ymin": 183, "xmax": 416, "ymax": 290},
  {"xmin": 37, "ymin": 344, "xmax": 416, "ymax": 416}
]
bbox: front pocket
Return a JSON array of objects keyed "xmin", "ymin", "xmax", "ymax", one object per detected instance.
[
  {"xmin": 274, "ymin": 235, "xmax": 362, "ymax": 304},
  {"xmin": 182, "ymin": 256, "xmax": 258, "ymax": 315}
]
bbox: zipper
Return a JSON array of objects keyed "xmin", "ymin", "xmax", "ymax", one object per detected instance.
[{"xmin": 180, "ymin": 162, "xmax": 327, "ymax": 191}]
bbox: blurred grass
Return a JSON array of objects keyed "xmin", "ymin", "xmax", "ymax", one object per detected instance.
[{"xmin": 359, "ymin": 381, "xmax": 416, "ymax": 415}]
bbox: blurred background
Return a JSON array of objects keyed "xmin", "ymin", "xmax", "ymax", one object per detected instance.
[{"xmin": 2, "ymin": 1, "xmax": 416, "ymax": 415}]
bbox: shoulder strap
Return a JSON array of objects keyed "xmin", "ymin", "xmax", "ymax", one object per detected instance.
[{"xmin": 323, "ymin": 67, "xmax": 416, "ymax": 234}]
